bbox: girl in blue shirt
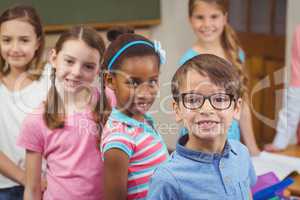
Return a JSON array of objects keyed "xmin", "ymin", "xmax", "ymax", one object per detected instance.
[{"xmin": 179, "ymin": 0, "xmax": 260, "ymax": 155}]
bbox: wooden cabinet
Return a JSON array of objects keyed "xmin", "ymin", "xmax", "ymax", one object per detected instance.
[{"xmin": 228, "ymin": 0, "xmax": 287, "ymax": 147}]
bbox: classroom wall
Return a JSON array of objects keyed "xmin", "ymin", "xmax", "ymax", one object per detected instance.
[{"xmin": 149, "ymin": 0, "xmax": 196, "ymax": 149}]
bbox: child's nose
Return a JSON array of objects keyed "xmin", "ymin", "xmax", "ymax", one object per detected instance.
[
  {"xmin": 203, "ymin": 18, "xmax": 211, "ymax": 27},
  {"xmin": 198, "ymin": 99, "xmax": 214, "ymax": 114},
  {"xmin": 136, "ymin": 83, "xmax": 155, "ymax": 98},
  {"xmin": 11, "ymin": 41, "xmax": 19, "ymax": 51},
  {"xmin": 72, "ymin": 64, "xmax": 82, "ymax": 77}
]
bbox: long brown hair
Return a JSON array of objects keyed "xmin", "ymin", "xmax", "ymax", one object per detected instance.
[
  {"xmin": 188, "ymin": 0, "xmax": 248, "ymax": 94},
  {"xmin": 44, "ymin": 25, "xmax": 107, "ymax": 135},
  {"xmin": 0, "ymin": 5, "xmax": 45, "ymax": 80}
]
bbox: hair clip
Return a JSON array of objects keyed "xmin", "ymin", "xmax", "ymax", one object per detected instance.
[{"xmin": 154, "ymin": 40, "xmax": 166, "ymax": 65}]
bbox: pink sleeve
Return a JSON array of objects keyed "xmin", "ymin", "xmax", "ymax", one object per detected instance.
[
  {"xmin": 17, "ymin": 113, "xmax": 45, "ymax": 153},
  {"xmin": 290, "ymin": 26, "xmax": 300, "ymax": 87},
  {"xmin": 105, "ymin": 87, "xmax": 116, "ymax": 107}
]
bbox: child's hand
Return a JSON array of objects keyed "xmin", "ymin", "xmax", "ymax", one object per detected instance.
[
  {"xmin": 249, "ymin": 146, "xmax": 261, "ymax": 156},
  {"xmin": 263, "ymin": 143, "xmax": 282, "ymax": 152}
]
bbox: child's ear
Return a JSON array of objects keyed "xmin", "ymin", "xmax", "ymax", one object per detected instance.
[
  {"xmin": 173, "ymin": 100, "xmax": 183, "ymax": 123},
  {"xmin": 233, "ymin": 98, "xmax": 242, "ymax": 120},
  {"xmin": 95, "ymin": 65, "xmax": 100, "ymax": 75},
  {"xmin": 105, "ymin": 72, "xmax": 115, "ymax": 91},
  {"xmin": 34, "ymin": 37, "xmax": 41, "ymax": 52},
  {"xmin": 49, "ymin": 49, "xmax": 57, "ymax": 69},
  {"xmin": 224, "ymin": 12, "xmax": 228, "ymax": 24}
]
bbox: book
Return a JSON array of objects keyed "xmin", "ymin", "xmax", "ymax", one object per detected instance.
[{"xmin": 252, "ymin": 151, "xmax": 300, "ymax": 179}]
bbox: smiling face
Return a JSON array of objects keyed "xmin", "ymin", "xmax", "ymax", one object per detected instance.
[
  {"xmin": 109, "ymin": 55, "xmax": 159, "ymax": 121},
  {"xmin": 174, "ymin": 69, "xmax": 241, "ymax": 142},
  {"xmin": 0, "ymin": 19, "xmax": 39, "ymax": 72},
  {"xmin": 50, "ymin": 39, "xmax": 100, "ymax": 94},
  {"xmin": 189, "ymin": 1, "xmax": 227, "ymax": 45}
]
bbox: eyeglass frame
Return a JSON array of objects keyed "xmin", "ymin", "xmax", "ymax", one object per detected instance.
[{"xmin": 178, "ymin": 92, "xmax": 236, "ymax": 111}]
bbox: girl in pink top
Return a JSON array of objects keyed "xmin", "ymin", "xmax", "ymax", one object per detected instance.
[
  {"xmin": 18, "ymin": 26, "xmax": 115, "ymax": 200},
  {"xmin": 264, "ymin": 25, "xmax": 300, "ymax": 151}
]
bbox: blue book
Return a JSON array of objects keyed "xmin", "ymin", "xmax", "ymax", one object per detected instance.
[{"xmin": 253, "ymin": 178, "xmax": 294, "ymax": 200}]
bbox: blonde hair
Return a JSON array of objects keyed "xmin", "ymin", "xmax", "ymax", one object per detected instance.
[
  {"xmin": 0, "ymin": 5, "xmax": 45, "ymax": 80},
  {"xmin": 188, "ymin": 0, "xmax": 248, "ymax": 93}
]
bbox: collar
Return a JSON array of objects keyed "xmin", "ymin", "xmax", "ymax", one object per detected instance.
[
  {"xmin": 175, "ymin": 134, "xmax": 238, "ymax": 163},
  {"xmin": 110, "ymin": 108, "xmax": 155, "ymax": 130}
]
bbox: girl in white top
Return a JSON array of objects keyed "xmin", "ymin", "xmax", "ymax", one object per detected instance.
[{"xmin": 0, "ymin": 5, "xmax": 49, "ymax": 199}]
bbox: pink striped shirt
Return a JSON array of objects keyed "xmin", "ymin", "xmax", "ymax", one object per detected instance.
[{"xmin": 101, "ymin": 108, "xmax": 169, "ymax": 200}]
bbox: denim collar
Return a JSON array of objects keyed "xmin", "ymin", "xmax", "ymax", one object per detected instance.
[
  {"xmin": 176, "ymin": 135, "xmax": 237, "ymax": 163},
  {"xmin": 110, "ymin": 108, "xmax": 156, "ymax": 131}
]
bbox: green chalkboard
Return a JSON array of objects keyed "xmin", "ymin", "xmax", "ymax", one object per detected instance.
[{"xmin": 0, "ymin": 0, "xmax": 161, "ymax": 32}]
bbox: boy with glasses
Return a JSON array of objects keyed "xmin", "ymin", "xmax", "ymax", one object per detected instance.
[{"xmin": 147, "ymin": 54, "xmax": 256, "ymax": 200}]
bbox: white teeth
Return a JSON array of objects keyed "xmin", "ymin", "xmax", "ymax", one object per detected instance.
[
  {"xmin": 197, "ymin": 121, "xmax": 217, "ymax": 125},
  {"xmin": 65, "ymin": 79, "xmax": 80, "ymax": 87}
]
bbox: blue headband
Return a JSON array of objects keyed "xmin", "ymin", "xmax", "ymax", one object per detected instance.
[{"xmin": 107, "ymin": 40, "xmax": 166, "ymax": 71}]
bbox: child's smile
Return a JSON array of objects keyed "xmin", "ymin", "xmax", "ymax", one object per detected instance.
[
  {"xmin": 0, "ymin": 19, "xmax": 39, "ymax": 71},
  {"xmin": 109, "ymin": 55, "xmax": 159, "ymax": 121},
  {"xmin": 50, "ymin": 39, "xmax": 100, "ymax": 94},
  {"xmin": 189, "ymin": 1, "xmax": 227, "ymax": 44},
  {"xmin": 174, "ymin": 69, "xmax": 240, "ymax": 141},
  {"xmin": 195, "ymin": 119, "xmax": 220, "ymax": 131}
]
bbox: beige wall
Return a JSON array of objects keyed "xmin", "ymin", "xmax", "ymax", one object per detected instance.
[{"xmin": 150, "ymin": 0, "xmax": 196, "ymax": 149}]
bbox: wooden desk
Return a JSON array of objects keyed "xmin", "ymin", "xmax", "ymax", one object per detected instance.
[
  {"xmin": 278, "ymin": 144, "xmax": 300, "ymax": 157},
  {"xmin": 277, "ymin": 145, "xmax": 300, "ymax": 196}
]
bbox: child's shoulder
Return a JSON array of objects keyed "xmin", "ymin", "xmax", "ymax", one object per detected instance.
[
  {"xmin": 179, "ymin": 48, "xmax": 198, "ymax": 65},
  {"xmin": 295, "ymin": 25, "xmax": 300, "ymax": 34},
  {"xmin": 103, "ymin": 119, "xmax": 125, "ymax": 133},
  {"xmin": 152, "ymin": 162, "xmax": 177, "ymax": 179},
  {"xmin": 228, "ymin": 139, "xmax": 250, "ymax": 157},
  {"xmin": 102, "ymin": 117, "xmax": 137, "ymax": 141},
  {"xmin": 153, "ymin": 151, "xmax": 183, "ymax": 172},
  {"xmin": 22, "ymin": 104, "xmax": 46, "ymax": 127}
]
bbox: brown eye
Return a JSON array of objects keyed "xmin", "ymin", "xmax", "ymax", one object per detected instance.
[
  {"xmin": 1, "ymin": 38, "xmax": 10, "ymax": 43},
  {"xmin": 211, "ymin": 14, "xmax": 220, "ymax": 19},
  {"xmin": 126, "ymin": 79, "xmax": 140, "ymax": 88},
  {"xmin": 184, "ymin": 94, "xmax": 202, "ymax": 104},
  {"xmin": 85, "ymin": 65, "xmax": 95, "ymax": 70},
  {"xmin": 21, "ymin": 38, "xmax": 29, "ymax": 43},
  {"xmin": 194, "ymin": 15, "xmax": 204, "ymax": 20},
  {"xmin": 148, "ymin": 79, "xmax": 158, "ymax": 87},
  {"xmin": 64, "ymin": 59, "xmax": 74, "ymax": 65},
  {"xmin": 213, "ymin": 96, "xmax": 229, "ymax": 103}
]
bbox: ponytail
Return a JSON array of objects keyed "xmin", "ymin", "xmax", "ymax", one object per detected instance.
[
  {"xmin": 93, "ymin": 70, "xmax": 111, "ymax": 138},
  {"xmin": 222, "ymin": 24, "xmax": 248, "ymax": 96},
  {"xmin": 43, "ymin": 68, "xmax": 65, "ymax": 129}
]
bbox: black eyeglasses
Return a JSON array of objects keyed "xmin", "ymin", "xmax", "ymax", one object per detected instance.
[{"xmin": 179, "ymin": 93, "xmax": 235, "ymax": 110}]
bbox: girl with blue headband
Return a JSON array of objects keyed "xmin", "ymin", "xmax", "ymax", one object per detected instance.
[{"xmin": 100, "ymin": 28, "xmax": 169, "ymax": 200}]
